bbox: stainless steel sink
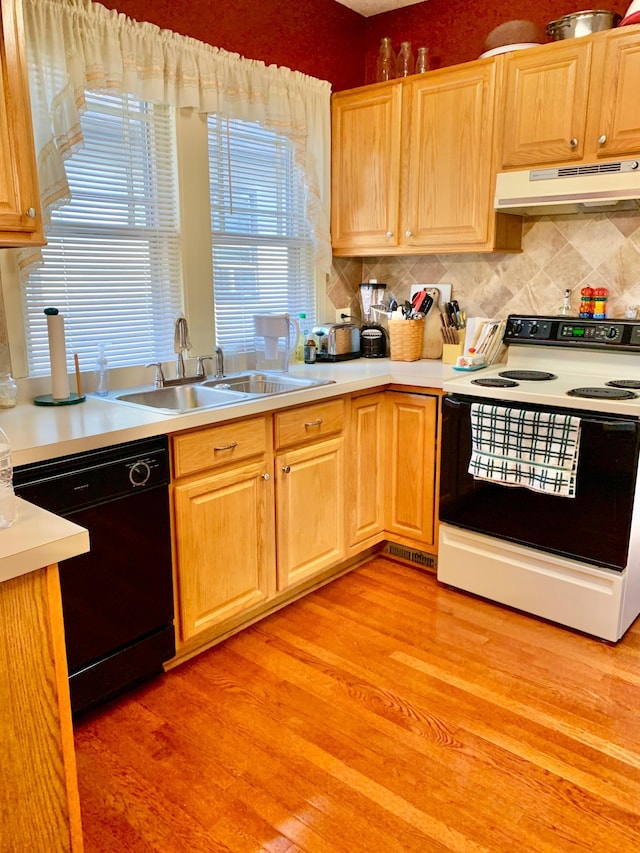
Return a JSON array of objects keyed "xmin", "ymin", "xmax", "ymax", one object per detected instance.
[
  {"xmin": 202, "ymin": 372, "xmax": 335, "ymax": 396},
  {"xmin": 115, "ymin": 384, "xmax": 249, "ymax": 413}
]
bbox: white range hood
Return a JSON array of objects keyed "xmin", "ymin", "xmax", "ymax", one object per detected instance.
[{"xmin": 495, "ymin": 159, "xmax": 640, "ymax": 216}]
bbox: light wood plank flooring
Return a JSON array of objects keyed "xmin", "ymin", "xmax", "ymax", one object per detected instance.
[{"xmin": 74, "ymin": 557, "xmax": 640, "ymax": 852}]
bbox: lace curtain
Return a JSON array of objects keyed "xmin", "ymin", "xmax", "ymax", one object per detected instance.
[{"xmin": 21, "ymin": 0, "xmax": 332, "ymax": 272}]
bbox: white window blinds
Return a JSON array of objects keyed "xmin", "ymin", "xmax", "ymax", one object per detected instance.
[
  {"xmin": 208, "ymin": 115, "xmax": 316, "ymax": 351},
  {"xmin": 24, "ymin": 92, "xmax": 182, "ymax": 374}
]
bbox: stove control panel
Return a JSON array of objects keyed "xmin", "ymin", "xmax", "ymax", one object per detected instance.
[{"xmin": 505, "ymin": 316, "xmax": 640, "ymax": 351}]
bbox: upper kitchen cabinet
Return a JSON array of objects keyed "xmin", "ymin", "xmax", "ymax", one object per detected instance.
[
  {"xmin": 500, "ymin": 26, "xmax": 640, "ymax": 170},
  {"xmin": 400, "ymin": 60, "xmax": 519, "ymax": 252},
  {"xmin": 331, "ymin": 60, "xmax": 521, "ymax": 256},
  {"xmin": 0, "ymin": 0, "xmax": 43, "ymax": 247},
  {"xmin": 331, "ymin": 80, "xmax": 403, "ymax": 252}
]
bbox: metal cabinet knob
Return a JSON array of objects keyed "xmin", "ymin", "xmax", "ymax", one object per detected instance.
[
  {"xmin": 598, "ymin": 134, "xmax": 607, "ymax": 145},
  {"xmin": 386, "ymin": 231, "xmax": 393, "ymax": 238},
  {"xmin": 26, "ymin": 207, "xmax": 37, "ymax": 218},
  {"xmin": 569, "ymin": 138, "xmax": 578, "ymax": 149},
  {"xmin": 405, "ymin": 230, "xmax": 413, "ymax": 238},
  {"xmin": 282, "ymin": 465, "xmax": 291, "ymax": 474},
  {"xmin": 262, "ymin": 473, "xmax": 270, "ymax": 481}
]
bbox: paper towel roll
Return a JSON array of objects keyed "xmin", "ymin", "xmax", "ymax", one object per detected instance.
[{"xmin": 46, "ymin": 311, "xmax": 70, "ymax": 401}]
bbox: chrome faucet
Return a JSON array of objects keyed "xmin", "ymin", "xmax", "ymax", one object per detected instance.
[
  {"xmin": 214, "ymin": 346, "xmax": 224, "ymax": 378},
  {"xmin": 174, "ymin": 315, "xmax": 191, "ymax": 379}
]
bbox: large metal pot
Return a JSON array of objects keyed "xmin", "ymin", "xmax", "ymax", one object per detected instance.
[{"xmin": 546, "ymin": 9, "xmax": 622, "ymax": 39}]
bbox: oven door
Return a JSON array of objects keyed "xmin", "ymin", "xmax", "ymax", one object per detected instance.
[{"xmin": 439, "ymin": 395, "xmax": 640, "ymax": 571}]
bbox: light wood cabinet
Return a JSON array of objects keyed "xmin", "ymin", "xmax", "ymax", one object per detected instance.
[
  {"xmin": 385, "ymin": 391, "xmax": 438, "ymax": 548},
  {"xmin": 346, "ymin": 392, "xmax": 386, "ymax": 551},
  {"xmin": 1, "ymin": 565, "xmax": 83, "ymax": 852},
  {"xmin": 0, "ymin": 0, "xmax": 44, "ymax": 246},
  {"xmin": 500, "ymin": 26, "xmax": 640, "ymax": 169},
  {"xmin": 274, "ymin": 399, "xmax": 345, "ymax": 589},
  {"xmin": 331, "ymin": 61, "xmax": 521, "ymax": 256},
  {"xmin": 330, "ymin": 81, "xmax": 402, "ymax": 252},
  {"xmin": 171, "ymin": 416, "xmax": 276, "ymax": 643}
]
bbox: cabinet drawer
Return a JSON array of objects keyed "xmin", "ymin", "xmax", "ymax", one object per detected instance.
[
  {"xmin": 274, "ymin": 399, "xmax": 344, "ymax": 449},
  {"xmin": 173, "ymin": 416, "xmax": 269, "ymax": 478}
]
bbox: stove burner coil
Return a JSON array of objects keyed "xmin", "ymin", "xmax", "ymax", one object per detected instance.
[
  {"xmin": 606, "ymin": 380, "xmax": 640, "ymax": 390},
  {"xmin": 567, "ymin": 387, "xmax": 639, "ymax": 400},
  {"xmin": 498, "ymin": 370, "xmax": 557, "ymax": 381},
  {"xmin": 471, "ymin": 377, "xmax": 519, "ymax": 388}
]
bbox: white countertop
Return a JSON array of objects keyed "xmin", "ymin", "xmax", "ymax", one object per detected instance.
[
  {"xmin": 2, "ymin": 358, "xmax": 455, "ymax": 467},
  {"xmin": 0, "ymin": 498, "xmax": 90, "ymax": 585}
]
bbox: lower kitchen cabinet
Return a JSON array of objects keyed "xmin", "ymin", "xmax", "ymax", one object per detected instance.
[
  {"xmin": 171, "ymin": 415, "xmax": 276, "ymax": 644},
  {"xmin": 169, "ymin": 389, "xmax": 440, "ymax": 658},
  {"xmin": 274, "ymin": 399, "xmax": 345, "ymax": 589},
  {"xmin": 385, "ymin": 391, "xmax": 439, "ymax": 548},
  {"xmin": 276, "ymin": 436, "xmax": 345, "ymax": 589},
  {"xmin": 172, "ymin": 458, "xmax": 276, "ymax": 642},
  {"xmin": 346, "ymin": 392, "xmax": 386, "ymax": 550}
]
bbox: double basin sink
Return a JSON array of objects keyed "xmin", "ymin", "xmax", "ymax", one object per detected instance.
[{"xmin": 113, "ymin": 372, "xmax": 335, "ymax": 413}]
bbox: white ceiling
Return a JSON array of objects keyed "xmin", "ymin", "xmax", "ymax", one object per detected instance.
[{"xmin": 335, "ymin": 0, "xmax": 427, "ymax": 17}]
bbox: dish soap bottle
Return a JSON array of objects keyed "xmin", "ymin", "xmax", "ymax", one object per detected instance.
[
  {"xmin": 294, "ymin": 314, "xmax": 308, "ymax": 364},
  {"xmin": 94, "ymin": 343, "xmax": 109, "ymax": 396}
]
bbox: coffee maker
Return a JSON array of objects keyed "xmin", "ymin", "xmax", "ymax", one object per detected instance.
[{"xmin": 359, "ymin": 280, "xmax": 387, "ymax": 358}]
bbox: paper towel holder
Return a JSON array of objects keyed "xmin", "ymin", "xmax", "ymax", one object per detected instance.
[{"xmin": 34, "ymin": 307, "xmax": 86, "ymax": 406}]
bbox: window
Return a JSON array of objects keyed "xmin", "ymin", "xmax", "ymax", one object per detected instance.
[
  {"xmin": 208, "ymin": 115, "xmax": 316, "ymax": 351},
  {"xmin": 23, "ymin": 91, "xmax": 182, "ymax": 374}
]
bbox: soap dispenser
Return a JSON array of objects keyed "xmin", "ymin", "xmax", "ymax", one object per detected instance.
[{"xmin": 94, "ymin": 343, "xmax": 109, "ymax": 396}]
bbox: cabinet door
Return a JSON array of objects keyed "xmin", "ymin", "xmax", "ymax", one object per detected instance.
[
  {"xmin": 588, "ymin": 28, "xmax": 640, "ymax": 160},
  {"xmin": 385, "ymin": 392, "xmax": 437, "ymax": 546},
  {"xmin": 173, "ymin": 460, "xmax": 275, "ymax": 642},
  {"xmin": 402, "ymin": 61, "xmax": 498, "ymax": 249},
  {"xmin": 346, "ymin": 393, "xmax": 386, "ymax": 549},
  {"xmin": 276, "ymin": 437, "xmax": 345, "ymax": 589},
  {"xmin": 500, "ymin": 41, "xmax": 592, "ymax": 168},
  {"xmin": 331, "ymin": 82, "xmax": 402, "ymax": 252},
  {"xmin": 0, "ymin": 0, "xmax": 43, "ymax": 246}
]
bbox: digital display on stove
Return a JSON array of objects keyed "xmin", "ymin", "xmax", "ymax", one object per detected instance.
[{"xmin": 570, "ymin": 327, "xmax": 585, "ymax": 336}]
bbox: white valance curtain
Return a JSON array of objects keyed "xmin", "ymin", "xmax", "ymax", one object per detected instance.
[{"xmin": 22, "ymin": 0, "xmax": 332, "ymax": 271}]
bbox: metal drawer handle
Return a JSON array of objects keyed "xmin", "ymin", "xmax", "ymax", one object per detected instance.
[
  {"xmin": 213, "ymin": 440, "xmax": 238, "ymax": 452},
  {"xmin": 304, "ymin": 418, "xmax": 323, "ymax": 428}
]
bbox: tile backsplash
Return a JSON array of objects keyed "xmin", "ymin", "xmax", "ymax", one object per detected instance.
[{"xmin": 327, "ymin": 211, "xmax": 640, "ymax": 323}]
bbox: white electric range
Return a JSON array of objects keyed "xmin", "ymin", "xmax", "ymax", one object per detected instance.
[{"xmin": 438, "ymin": 315, "xmax": 640, "ymax": 642}]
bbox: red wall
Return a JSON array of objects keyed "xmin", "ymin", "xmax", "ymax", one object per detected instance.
[
  {"xmin": 98, "ymin": 0, "xmax": 367, "ymax": 92},
  {"xmin": 363, "ymin": 1, "xmax": 630, "ymax": 83},
  {"xmin": 97, "ymin": 0, "xmax": 631, "ymax": 91}
]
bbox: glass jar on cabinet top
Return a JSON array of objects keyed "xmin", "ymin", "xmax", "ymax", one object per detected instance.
[
  {"xmin": 396, "ymin": 41, "xmax": 415, "ymax": 77},
  {"xmin": 376, "ymin": 37, "xmax": 396, "ymax": 81}
]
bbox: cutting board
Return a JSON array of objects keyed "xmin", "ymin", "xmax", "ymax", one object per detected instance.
[{"xmin": 421, "ymin": 288, "xmax": 443, "ymax": 359}]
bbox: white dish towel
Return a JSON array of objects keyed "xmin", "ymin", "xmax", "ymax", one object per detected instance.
[{"xmin": 469, "ymin": 403, "xmax": 581, "ymax": 498}]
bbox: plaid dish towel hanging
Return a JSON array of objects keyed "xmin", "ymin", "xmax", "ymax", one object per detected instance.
[{"xmin": 468, "ymin": 403, "xmax": 582, "ymax": 498}]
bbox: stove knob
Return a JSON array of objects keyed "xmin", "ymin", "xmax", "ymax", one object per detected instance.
[
  {"xmin": 511, "ymin": 320, "xmax": 523, "ymax": 335},
  {"xmin": 529, "ymin": 322, "xmax": 539, "ymax": 335},
  {"xmin": 606, "ymin": 327, "xmax": 619, "ymax": 340}
]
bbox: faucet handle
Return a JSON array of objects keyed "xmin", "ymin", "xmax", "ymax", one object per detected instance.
[
  {"xmin": 145, "ymin": 362, "xmax": 166, "ymax": 388},
  {"xmin": 195, "ymin": 355, "xmax": 213, "ymax": 378}
]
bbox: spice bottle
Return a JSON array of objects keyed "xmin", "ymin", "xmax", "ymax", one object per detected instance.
[
  {"xmin": 376, "ymin": 37, "xmax": 396, "ymax": 82},
  {"xmin": 593, "ymin": 287, "xmax": 608, "ymax": 319},
  {"xmin": 396, "ymin": 41, "xmax": 415, "ymax": 77},
  {"xmin": 304, "ymin": 334, "xmax": 317, "ymax": 364},
  {"xmin": 415, "ymin": 46, "xmax": 430, "ymax": 73}
]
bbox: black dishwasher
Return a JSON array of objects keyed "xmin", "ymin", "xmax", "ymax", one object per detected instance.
[{"xmin": 14, "ymin": 435, "xmax": 175, "ymax": 717}]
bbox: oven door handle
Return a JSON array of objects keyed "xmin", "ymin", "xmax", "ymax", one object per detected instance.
[{"xmin": 595, "ymin": 421, "xmax": 638, "ymax": 432}]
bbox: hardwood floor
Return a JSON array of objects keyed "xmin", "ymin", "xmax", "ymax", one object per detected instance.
[{"xmin": 74, "ymin": 557, "xmax": 640, "ymax": 852}]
